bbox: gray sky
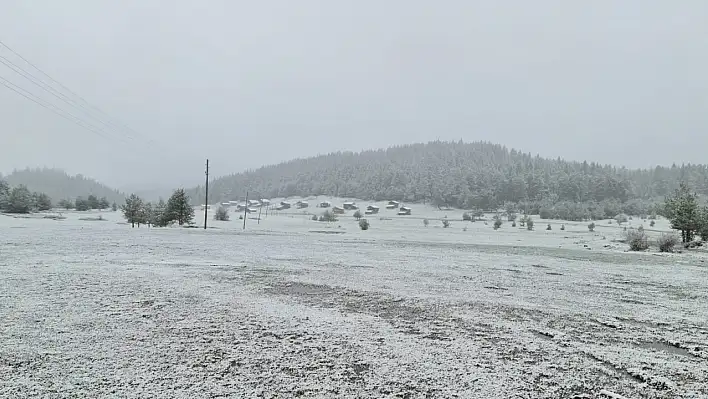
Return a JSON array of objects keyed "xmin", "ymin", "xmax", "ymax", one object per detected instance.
[{"xmin": 1, "ymin": 0, "xmax": 707, "ymax": 189}]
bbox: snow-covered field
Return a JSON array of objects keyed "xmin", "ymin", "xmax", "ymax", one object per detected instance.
[{"xmin": 1, "ymin": 197, "xmax": 707, "ymax": 398}]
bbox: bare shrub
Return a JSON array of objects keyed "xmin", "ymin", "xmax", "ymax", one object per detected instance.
[
  {"xmin": 624, "ymin": 228, "xmax": 649, "ymax": 251},
  {"xmin": 657, "ymin": 233, "xmax": 679, "ymax": 253},
  {"xmin": 214, "ymin": 206, "xmax": 229, "ymax": 221}
]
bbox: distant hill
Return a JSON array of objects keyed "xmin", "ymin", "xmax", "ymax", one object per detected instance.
[
  {"xmin": 188, "ymin": 141, "xmax": 708, "ymax": 212},
  {"xmin": 1, "ymin": 168, "xmax": 125, "ymax": 204}
]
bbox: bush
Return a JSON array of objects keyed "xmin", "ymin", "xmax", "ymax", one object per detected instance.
[
  {"xmin": 512, "ymin": 221, "xmax": 517, "ymax": 227},
  {"xmin": 624, "ymin": 228, "xmax": 649, "ymax": 251},
  {"xmin": 539, "ymin": 208, "xmax": 552, "ymax": 219},
  {"xmin": 353, "ymin": 210, "xmax": 362, "ymax": 220},
  {"xmin": 649, "ymin": 220, "xmax": 655, "ymax": 227},
  {"xmin": 657, "ymin": 233, "xmax": 679, "ymax": 253},
  {"xmin": 359, "ymin": 218, "xmax": 370, "ymax": 230},
  {"xmin": 312, "ymin": 214, "xmax": 318, "ymax": 221},
  {"xmin": 588, "ymin": 222, "xmax": 595, "ymax": 232},
  {"xmin": 214, "ymin": 206, "xmax": 230, "ymax": 221},
  {"xmin": 507, "ymin": 213, "xmax": 517, "ymax": 222},
  {"xmin": 442, "ymin": 219, "xmax": 450, "ymax": 228},
  {"xmin": 423, "ymin": 218, "xmax": 429, "ymax": 227},
  {"xmin": 526, "ymin": 218, "xmax": 534, "ymax": 230},
  {"xmin": 546, "ymin": 223, "xmax": 552, "ymax": 230},
  {"xmin": 462, "ymin": 212, "xmax": 472, "ymax": 221},
  {"xmin": 493, "ymin": 219, "xmax": 502, "ymax": 229},
  {"xmin": 615, "ymin": 213, "xmax": 629, "ymax": 224},
  {"xmin": 560, "ymin": 224, "xmax": 565, "ymax": 231},
  {"xmin": 321, "ymin": 210, "xmax": 338, "ymax": 222}
]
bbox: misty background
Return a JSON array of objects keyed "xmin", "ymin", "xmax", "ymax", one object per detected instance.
[{"xmin": 1, "ymin": 1, "xmax": 707, "ymax": 192}]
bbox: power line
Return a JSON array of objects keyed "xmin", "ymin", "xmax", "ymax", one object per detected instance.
[
  {"xmin": 0, "ymin": 54, "xmax": 138, "ymax": 143},
  {"xmin": 0, "ymin": 75, "xmax": 129, "ymax": 143},
  {"xmin": 0, "ymin": 39, "xmax": 157, "ymax": 146}
]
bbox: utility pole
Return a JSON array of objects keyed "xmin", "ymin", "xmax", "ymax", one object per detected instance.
[
  {"xmin": 243, "ymin": 191, "xmax": 248, "ymax": 230},
  {"xmin": 204, "ymin": 159, "xmax": 209, "ymax": 230}
]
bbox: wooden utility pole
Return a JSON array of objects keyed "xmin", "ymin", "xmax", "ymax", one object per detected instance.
[
  {"xmin": 258, "ymin": 204, "xmax": 262, "ymax": 224},
  {"xmin": 243, "ymin": 191, "xmax": 248, "ymax": 230},
  {"xmin": 204, "ymin": 159, "xmax": 209, "ymax": 230}
]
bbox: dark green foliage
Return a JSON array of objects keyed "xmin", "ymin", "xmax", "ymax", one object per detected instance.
[
  {"xmin": 560, "ymin": 224, "xmax": 565, "ymax": 231},
  {"xmin": 121, "ymin": 194, "xmax": 145, "ymax": 227},
  {"xmin": 588, "ymin": 222, "xmax": 595, "ymax": 232},
  {"xmin": 87, "ymin": 195, "xmax": 100, "ymax": 210},
  {"xmin": 98, "ymin": 197, "xmax": 110, "ymax": 210},
  {"xmin": 664, "ymin": 183, "xmax": 701, "ymax": 243},
  {"xmin": 186, "ymin": 141, "xmax": 692, "ymax": 207},
  {"xmin": 2, "ymin": 168, "xmax": 123, "ymax": 205},
  {"xmin": 462, "ymin": 212, "xmax": 472, "ymax": 221},
  {"xmin": 359, "ymin": 218, "xmax": 370, "ymax": 230},
  {"xmin": 546, "ymin": 223, "xmax": 552, "ymax": 230},
  {"xmin": 151, "ymin": 199, "xmax": 169, "ymax": 227},
  {"xmin": 493, "ymin": 219, "xmax": 502, "ymax": 229},
  {"xmin": 57, "ymin": 199, "xmax": 74, "ymax": 210},
  {"xmin": 111, "ymin": 202, "xmax": 118, "ymax": 212},
  {"xmin": 165, "ymin": 189, "xmax": 194, "ymax": 226},
  {"xmin": 6, "ymin": 185, "xmax": 32, "ymax": 213},
  {"xmin": 75, "ymin": 197, "xmax": 90, "ymax": 211},
  {"xmin": 0, "ymin": 179, "xmax": 9, "ymax": 211},
  {"xmin": 214, "ymin": 206, "xmax": 230, "ymax": 221},
  {"xmin": 33, "ymin": 192, "xmax": 52, "ymax": 211}
]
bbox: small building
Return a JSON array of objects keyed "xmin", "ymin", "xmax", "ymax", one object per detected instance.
[
  {"xmin": 221, "ymin": 202, "xmax": 231, "ymax": 207},
  {"xmin": 386, "ymin": 200, "xmax": 400, "ymax": 209},
  {"xmin": 296, "ymin": 200, "xmax": 309, "ymax": 209},
  {"xmin": 332, "ymin": 206, "xmax": 345, "ymax": 214},
  {"xmin": 246, "ymin": 207, "xmax": 259, "ymax": 213},
  {"xmin": 200, "ymin": 204, "xmax": 211, "ymax": 210},
  {"xmin": 260, "ymin": 199, "xmax": 271, "ymax": 206},
  {"xmin": 276, "ymin": 201, "xmax": 291, "ymax": 211},
  {"xmin": 318, "ymin": 201, "xmax": 331, "ymax": 208},
  {"xmin": 397, "ymin": 206, "xmax": 411, "ymax": 216},
  {"xmin": 235, "ymin": 203, "xmax": 247, "ymax": 211},
  {"xmin": 343, "ymin": 202, "xmax": 358, "ymax": 210},
  {"xmin": 248, "ymin": 199, "xmax": 262, "ymax": 207},
  {"xmin": 365, "ymin": 205, "xmax": 379, "ymax": 215}
]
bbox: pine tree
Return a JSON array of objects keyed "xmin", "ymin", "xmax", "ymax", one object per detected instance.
[
  {"xmin": 34, "ymin": 192, "xmax": 52, "ymax": 211},
  {"xmin": 98, "ymin": 197, "xmax": 110, "ymax": 210},
  {"xmin": 664, "ymin": 182, "xmax": 700, "ymax": 243},
  {"xmin": 121, "ymin": 194, "xmax": 145, "ymax": 228},
  {"xmin": 57, "ymin": 199, "xmax": 74, "ymax": 210},
  {"xmin": 165, "ymin": 189, "xmax": 194, "ymax": 226},
  {"xmin": 87, "ymin": 195, "xmax": 100, "ymax": 210},
  {"xmin": 152, "ymin": 199, "xmax": 168, "ymax": 227},
  {"xmin": 75, "ymin": 197, "xmax": 90, "ymax": 211},
  {"xmin": 0, "ymin": 179, "xmax": 9, "ymax": 211},
  {"xmin": 7, "ymin": 185, "xmax": 32, "ymax": 213}
]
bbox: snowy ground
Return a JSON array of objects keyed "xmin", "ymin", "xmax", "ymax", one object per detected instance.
[{"xmin": 1, "ymin": 198, "xmax": 707, "ymax": 398}]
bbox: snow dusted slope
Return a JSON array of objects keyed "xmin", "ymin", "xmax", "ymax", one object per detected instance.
[{"xmin": 1, "ymin": 207, "xmax": 707, "ymax": 398}]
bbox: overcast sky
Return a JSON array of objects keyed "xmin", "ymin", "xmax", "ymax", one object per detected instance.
[{"xmin": 1, "ymin": 1, "xmax": 707, "ymax": 189}]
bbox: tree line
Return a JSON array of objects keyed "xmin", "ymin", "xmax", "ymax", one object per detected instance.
[
  {"xmin": 0, "ymin": 180, "xmax": 53, "ymax": 213},
  {"xmin": 120, "ymin": 189, "xmax": 194, "ymax": 228},
  {"xmin": 1, "ymin": 167, "xmax": 124, "ymax": 204},
  {"xmin": 56, "ymin": 195, "xmax": 116, "ymax": 212},
  {"xmin": 188, "ymin": 141, "xmax": 708, "ymax": 216}
]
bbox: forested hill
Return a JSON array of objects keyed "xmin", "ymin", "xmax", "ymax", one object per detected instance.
[
  {"xmin": 1, "ymin": 168, "xmax": 124, "ymax": 204},
  {"xmin": 189, "ymin": 141, "xmax": 708, "ymax": 209}
]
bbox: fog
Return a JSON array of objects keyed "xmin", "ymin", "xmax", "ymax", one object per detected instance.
[{"xmin": 1, "ymin": 0, "xmax": 707, "ymax": 190}]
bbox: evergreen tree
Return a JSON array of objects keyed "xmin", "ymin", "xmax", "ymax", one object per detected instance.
[
  {"xmin": 121, "ymin": 194, "xmax": 145, "ymax": 228},
  {"xmin": 7, "ymin": 185, "xmax": 32, "ymax": 213},
  {"xmin": 75, "ymin": 197, "xmax": 90, "ymax": 211},
  {"xmin": 34, "ymin": 192, "xmax": 53, "ymax": 211},
  {"xmin": 111, "ymin": 202, "xmax": 118, "ymax": 212},
  {"xmin": 87, "ymin": 195, "xmax": 100, "ymax": 210},
  {"xmin": 98, "ymin": 197, "xmax": 110, "ymax": 210},
  {"xmin": 151, "ymin": 199, "xmax": 169, "ymax": 227},
  {"xmin": 665, "ymin": 182, "xmax": 700, "ymax": 243},
  {"xmin": 57, "ymin": 199, "xmax": 74, "ymax": 210},
  {"xmin": 165, "ymin": 189, "xmax": 194, "ymax": 226},
  {"xmin": 0, "ymin": 179, "xmax": 9, "ymax": 211}
]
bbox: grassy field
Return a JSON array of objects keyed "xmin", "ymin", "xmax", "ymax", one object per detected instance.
[{"xmin": 1, "ymin": 198, "xmax": 707, "ymax": 398}]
